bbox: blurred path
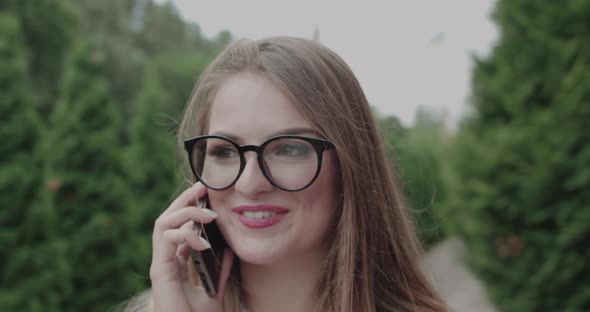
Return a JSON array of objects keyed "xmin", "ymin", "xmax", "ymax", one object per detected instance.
[{"xmin": 421, "ymin": 237, "xmax": 498, "ymax": 312}]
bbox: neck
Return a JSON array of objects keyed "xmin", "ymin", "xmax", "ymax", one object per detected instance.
[{"xmin": 239, "ymin": 247, "xmax": 328, "ymax": 312}]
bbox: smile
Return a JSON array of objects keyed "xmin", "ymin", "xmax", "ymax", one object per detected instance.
[
  {"xmin": 232, "ymin": 205, "xmax": 289, "ymax": 228},
  {"xmin": 242, "ymin": 211, "xmax": 276, "ymax": 219}
]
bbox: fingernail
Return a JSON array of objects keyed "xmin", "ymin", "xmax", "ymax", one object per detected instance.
[
  {"xmin": 199, "ymin": 237, "xmax": 211, "ymax": 249},
  {"xmin": 202, "ymin": 208, "xmax": 217, "ymax": 218}
]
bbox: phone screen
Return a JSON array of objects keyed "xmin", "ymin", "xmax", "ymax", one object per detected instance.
[{"xmin": 190, "ymin": 197, "xmax": 228, "ymax": 297}]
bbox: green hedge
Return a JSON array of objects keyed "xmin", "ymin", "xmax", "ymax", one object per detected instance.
[
  {"xmin": 0, "ymin": 1, "xmax": 225, "ymax": 311},
  {"xmin": 376, "ymin": 110, "xmax": 448, "ymax": 248},
  {"xmin": 442, "ymin": 1, "xmax": 590, "ymax": 311}
]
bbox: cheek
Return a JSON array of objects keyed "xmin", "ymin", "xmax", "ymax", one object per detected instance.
[
  {"xmin": 316, "ymin": 152, "xmax": 340, "ymax": 199},
  {"xmin": 206, "ymin": 190, "xmax": 235, "ymax": 239},
  {"xmin": 301, "ymin": 154, "xmax": 340, "ymax": 219},
  {"xmin": 206, "ymin": 190, "xmax": 228, "ymax": 211}
]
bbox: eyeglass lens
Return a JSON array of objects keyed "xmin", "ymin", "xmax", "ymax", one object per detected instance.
[{"xmin": 192, "ymin": 137, "xmax": 319, "ymax": 190}]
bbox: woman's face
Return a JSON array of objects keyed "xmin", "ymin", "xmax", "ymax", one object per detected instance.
[{"xmin": 206, "ymin": 71, "xmax": 339, "ymax": 265}]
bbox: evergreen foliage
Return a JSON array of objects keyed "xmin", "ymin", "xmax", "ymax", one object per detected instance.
[
  {"xmin": 0, "ymin": 12, "xmax": 45, "ymax": 310},
  {"xmin": 123, "ymin": 64, "xmax": 178, "ymax": 283},
  {"xmin": 0, "ymin": 0, "xmax": 232, "ymax": 310},
  {"xmin": 398, "ymin": 109, "xmax": 448, "ymax": 247},
  {"xmin": 376, "ymin": 109, "xmax": 448, "ymax": 248},
  {"xmin": 443, "ymin": 1, "xmax": 590, "ymax": 310},
  {"xmin": 39, "ymin": 41, "xmax": 133, "ymax": 312},
  {"xmin": 2, "ymin": 0, "xmax": 78, "ymax": 113},
  {"xmin": 153, "ymin": 51, "xmax": 215, "ymax": 119}
]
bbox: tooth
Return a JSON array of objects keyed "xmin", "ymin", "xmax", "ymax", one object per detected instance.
[{"xmin": 242, "ymin": 211, "xmax": 276, "ymax": 219}]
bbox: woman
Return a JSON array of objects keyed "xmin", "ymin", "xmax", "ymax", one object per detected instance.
[{"xmin": 126, "ymin": 36, "xmax": 447, "ymax": 312}]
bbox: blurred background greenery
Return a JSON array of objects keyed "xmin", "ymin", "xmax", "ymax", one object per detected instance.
[{"xmin": 0, "ymin": 0, "xmax": 588, "ymax": 311}]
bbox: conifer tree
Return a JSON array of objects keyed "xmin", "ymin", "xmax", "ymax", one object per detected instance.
[
  {"xmin": 445, "ymin": 1, "xmax": 590, "ymax": 310},
  {"xmin": 0, "ymin": 12, "xmax": 52, "ymax": 311},
  {"xmin": 41, "ymin": 41, "xmax": 135, "ymax": 312},
  {"xmin": 123, "ymin": 64, "xmax": 178, "ymax": 287},
  {"xmin": 1, "ymin": 0, "xmax": 78, "ymax": 114}
]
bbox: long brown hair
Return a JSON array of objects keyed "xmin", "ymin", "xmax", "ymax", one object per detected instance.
[{"xmin": 125, "ymin": 36, "xmax": 447, "ymax": 312}]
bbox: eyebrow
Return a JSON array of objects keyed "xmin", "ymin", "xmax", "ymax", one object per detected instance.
[{"xmin": 209, "ymin": 127, "xmax": 322, "ymax": 144}]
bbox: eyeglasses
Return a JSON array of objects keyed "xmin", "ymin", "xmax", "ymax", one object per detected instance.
[{"xmin": 184, "ymin": 134, "xmax": 335, "ymax": 192}]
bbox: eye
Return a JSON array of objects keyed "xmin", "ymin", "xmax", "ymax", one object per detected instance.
[
  {"xmin": 274, "ymin": 142, "xmax": 313, "ymax": 157},
  {"xmin": 208, "ymin": 145, "xmax": 238, "ymax": 159}
]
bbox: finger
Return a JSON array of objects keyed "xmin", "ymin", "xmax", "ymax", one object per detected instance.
[
  {"xmin": 161, "ymin": 182, "xmax": 207, "ymax": 217},
  {"xmin": 215, "ymin": 248, "xmax": 235, "ymax": 300},
  {"xmin": 176, "ymin": 241, "xmax": 191, "ymax": 262},
  {"xmin": 152, "ymin": 223, "xmax": 212, "ymax": 277},
  {"xmin": 175, "ymin": 221, "xmax": 195, "ymax": 260},
  {"xmin": 175, "ymin": 220, "xmax": 199, "ymax": 282},
  {"xmin": 177, "ymin": 244, "xmax": 189, "ymax": 281},
  {"xmin": 155, "ymin": 207, "xmax": 217, "ymax": 233},
  {"xmin": 163, "ymin": 227, "xmax": 212, "ymax": 251}
]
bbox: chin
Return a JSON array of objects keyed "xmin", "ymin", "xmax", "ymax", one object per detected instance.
[
  {"xmin": 229, "ymin": 237, "xmax": 289, "ymax": 265},
  {"xmin": 236, "ymin": 250, "xmax": 278, "ymax": 265}
]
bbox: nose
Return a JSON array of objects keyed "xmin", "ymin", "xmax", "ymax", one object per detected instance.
[{"xmin": 234, "ymin": 152, "xmax": 273, "ymax": 196}]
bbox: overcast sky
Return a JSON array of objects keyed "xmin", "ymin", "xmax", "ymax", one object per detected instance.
[{"xmin": 160, "ymin": 0, "xmax": 499, "ymax": 128}]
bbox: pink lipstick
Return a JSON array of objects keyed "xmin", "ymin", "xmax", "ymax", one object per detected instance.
[{"xmin": 232, "ymin": 205, "xmax": 289, "ymax": 228}]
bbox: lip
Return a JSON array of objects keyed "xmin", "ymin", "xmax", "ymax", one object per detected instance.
[{"xmin": 232, "ymin": 205, "xmax": 290, "ymax": 228}]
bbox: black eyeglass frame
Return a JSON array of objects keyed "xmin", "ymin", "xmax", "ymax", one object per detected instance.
[{"xmin": 184, "ymin": 134, "xmax": 336, "ymax": 192}]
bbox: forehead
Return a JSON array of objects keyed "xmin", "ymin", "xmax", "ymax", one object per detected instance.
[{"xmin": 208, "ymin": 72, "xmax": 312, "ymax": 141}]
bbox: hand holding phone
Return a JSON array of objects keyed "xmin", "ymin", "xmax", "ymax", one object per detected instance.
[{"xmin": 149, "ymin": 183, "xmax": 234, "ymax": 312}]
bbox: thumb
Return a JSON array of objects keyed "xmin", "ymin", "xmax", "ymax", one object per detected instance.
[{"xmin": 215, "ymin": 248, "xmax": 235, "ymax": 301}]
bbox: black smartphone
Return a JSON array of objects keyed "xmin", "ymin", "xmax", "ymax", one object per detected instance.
[{"xmin": 191, "ymin": 196, "xmax": 228, "ymax": 297}]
